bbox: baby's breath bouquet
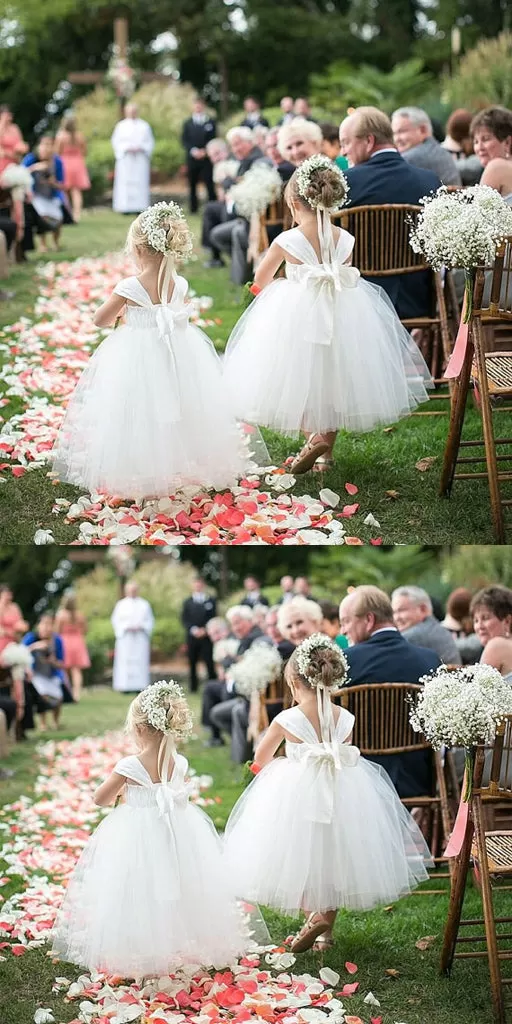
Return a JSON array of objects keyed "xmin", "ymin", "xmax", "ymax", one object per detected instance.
[
  {"xmin": 408, "ymin": 185, "xmax": 512, "ymax": 319},
  {"xmin": 409, "ymin": 664, "xmax": 512, "ymax": 799},
  {"xmin": 228, "ymin": 164, "xmax": 283, "ymax": 219},
  {"xmin": 229, "ymin": 640, "xmax": 283, "ymax": 698}
]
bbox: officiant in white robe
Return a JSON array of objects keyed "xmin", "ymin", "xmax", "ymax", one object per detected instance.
[
  {"xmin": 111, "ymin": 103, "xmax": 155, "ymax": 214},
  {"xmin": 111, "ymin": 581, "xmax": 154, "ymax": 693}
]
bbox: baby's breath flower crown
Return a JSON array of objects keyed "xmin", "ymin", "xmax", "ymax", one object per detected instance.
[
  {"xmin": 138, "ymin": 679, "xmax": 193, "ymax": 740},
  {"xmin": 296, "ymin": 633, "xmax": 349, "ymax": 689},
  {"xmin": 295, "ymin": 155, "xmax": 349, "ymax": 211},
  {"xmin": 138, "ymin": 201, "xmax": 194, "ymax": 261}
]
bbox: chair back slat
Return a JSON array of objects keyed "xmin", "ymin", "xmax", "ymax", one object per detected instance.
[
  {"xmin": 340, "ymin": 682, "xmax": 430, "ymax": 754},
  {"xmin": 473, "ymin": 236, "xmax": 512, "ymax": 322},
  {"xmin": 333, "ymin": 204, "xmax": 430, "ymax": 276}
]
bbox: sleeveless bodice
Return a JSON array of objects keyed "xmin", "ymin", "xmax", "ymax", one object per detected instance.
[
  {"xmin": 277, "ymin": 227, "xmax": 357, "ymax": 285},
  {"xmin": 114, "ymin": 753, "xmax": 190, "ymax": 810},
  {"xmin": 275, "ymin": 705, "xmax": 357, "ymax": 760},
  {"xmin": 114, "ymin": 275, "xmax": 191, "ymax": 330}
]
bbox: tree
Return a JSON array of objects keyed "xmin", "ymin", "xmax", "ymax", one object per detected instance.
[
  {"xmin": 444, "ymin": 31, "xmax": 512, "ymax": 110},
  {"xmin": 310, "ymin": 58, "xmax": 435, "ymax": 119}
]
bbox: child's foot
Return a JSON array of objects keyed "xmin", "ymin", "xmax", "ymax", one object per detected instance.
[
  {"xmin": 311, "ymin": 451, "xmax": 334, "ymax": 473},
  {"xmin": 290, "ymin": 435, "xmax": 330, "ymax": 475},
  {"xmin": 312, "ymin": 932, "xmax": 334, "ymax": 951},
  {"xmin": 290, "ymin": 913, "xmax": 331, "ymax": 953}
]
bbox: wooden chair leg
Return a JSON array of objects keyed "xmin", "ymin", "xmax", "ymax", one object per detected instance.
[
  {"xmin": 472, "ymin": 797, "xmax": 506, "ymax": 1023},
  {"xmin": 473, "ymin": 321, "xmax": 506, "ymax": 542},
  {"xmin": 440, "ymin": 816, "xmax": 473, "ymax": 973},
  {"xmin": 439, "ymin": 336, "xmax": 474, "ymax": 496}
]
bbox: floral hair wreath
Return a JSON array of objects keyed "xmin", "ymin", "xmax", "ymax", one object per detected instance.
[
  {"xmin": 295, "ymin": 154, "xmax": 349, "ymax": 211},
  {"xmin": 138, "ymin": 679, "xmax": 193, "ymax": 740},
  {"xmin": 138, "ymin": 201, "xmax": 194, "ymax": 260},
  {"xmin": 295, "ymin": 633, "xmax": 349, "ymax": 689}
]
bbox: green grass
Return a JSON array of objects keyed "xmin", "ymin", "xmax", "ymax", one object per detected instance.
[
  {"xmin": 0, "ymin": 207, "xmax": 507, "ymax": 543},
  {"xmin": 0, "ymin": 687, "xmax": 505, "ymax": 1024}
]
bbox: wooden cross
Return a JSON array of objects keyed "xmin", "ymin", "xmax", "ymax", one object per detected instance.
[{"xmin": 68, "ymin": 16, "xmax": 170, "ymax": 113}]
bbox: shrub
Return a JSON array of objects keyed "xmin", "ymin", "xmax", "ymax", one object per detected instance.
[
  {"xmin": 309, "ymin": 58, "xmax": 435, "ymax": 120},
  {"xmin": 443, "ymin": 32, "xmax": 512, "ymax": 111},
  {"xmin": 152, "ymin": 138, "xmax": 184, "ymax": 178}
]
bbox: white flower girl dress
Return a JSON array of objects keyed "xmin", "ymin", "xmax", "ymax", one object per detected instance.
[
  {"xmin": 224, "ymin": 705, "xmax": 433, "ymax": 915},
  {"xmin": 52, "ymin": 273, "xmax": 260, "ymax": 499},
  {"xmin": 224, "ymin": 226, "xmax": 433, "ymax": 436},
  {"xmin": 52, "ymin": 752, "xmax": 257, "ymax": 977}
]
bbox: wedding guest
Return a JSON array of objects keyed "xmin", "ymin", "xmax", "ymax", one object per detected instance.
[
  {"xmin": 318, "ymin": 600, "xmax": 348, "ymax": 649},
  {"xmin": 277, "ymin": 119, "xmax": 323, "ymax": 167},
  {"xmin": 294, "ymin": 576, "xmax": 315, "ymax": 600},
  {"xmin": 339, "ymin": 586, "xmax": 440, "ymax": 797},
  {"xmin": 442, "ymin": 586, "xmax": 482, "ymax": 665},
  {"xmin": 241, "ymin": 575, "xmax": 269, "ymax": 609},
  {"xmin": 442, "ymin": 109, "xmax": 483, "ymax": 185},
  {"xmin": 471, "ymin": 106, "xmax": 512, "ymax": 202},
  {"xmin": 253, "ymin": 124, "xmax": 269, "ymax": 151},
  {"xmin": 111, "ymin": 103, "xmax": 154, "ymax": 214},
  {"xmin": 0, "ymin": 106, "xmax": 26, "ymax": 160},
  {"xmin": 0, "ymin": 585, "xmax": 27, "ymax": 656},
  {"xmin": 264, "ymin": 606, "xmax": 295, "ymax": 659},
  {"xmin": 22, "ymin": 613, "xmax": 70, "ymax": 731},
  {"xmin": 320, "ymin": 123, "xmax": 349, "ymax": 169},
  {"xmin": 391, "ymin": 107, "xmax": 461, "ymax": 185},
  {"xmin": 339, "ymin": 106, "xmax": 440, "ymax": 319},
  {"xmin": 200, "ymin": 618, "xmax": 238, "ymax": 748},
  {"xmin": 277, "ymin": 96, "xmax": 295, "ymax": 126},
  {"xmin": 23, "ymin": 136, "xmax": 67, "ymax": 252},
  {"xmin": 471, "ymin": 585, "xmax": 512, "ymax": 679},
  {"xmin": 181, "ymin": 577, "xmax": 217, "ymax": 692},
  {"xmin": 55, "ymin": 115, "xmax": 90, "ymax": 222},
  {"xmin": 265, "ymin": 128, "xmax": 295, "ymax": 182},
  {"xmin": 391, "ymin": 585, "xmax": 461, "ymax": 664},
  {"xmin": 294, "ymin": 98, "xmax": 315, "ymax": 121},
  {"xmin": 278, "ymin": 575, "xmax": 295, "ymax": 604},
  {"xmin": 55, "ymin": 590, "xmax": 90, "ymax": 702},
  {"xmin": 206, "ymin": 138, "xmax": 239, "ymax": 199},
  {"xmin": 201, "ymin": 127, "xmax": 265, "ymax": 269},
  {"xmin": 277, "ymin": 596, "xmax": 324, "ymax": 645},
  {"xmin": 111, "ymin": 582, "xmax": 154, "ymax": 693},
  {"xmin": 209, "ymin": 606, "xmax": 268, "ymax": 758},
  {"xmin": 241, "ymin": 96, "xmax": 269, "ymax": 129},
  {"xmin": 181, "ymin": 98, "xmax": 217, "ymax": 213}
]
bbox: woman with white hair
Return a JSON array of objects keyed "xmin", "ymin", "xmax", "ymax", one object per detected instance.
[
  {"xmin": 277, "ymin": 119, "xmax": 323, "ymax": 167},
  {"xmin": 277, "ymin": 597, "xmax": 324, "ymax": 646}
]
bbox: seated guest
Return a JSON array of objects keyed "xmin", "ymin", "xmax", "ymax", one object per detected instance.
[
  {"xmin": 277, "ymin": 596, "xmax": 324, "ymax": 645},
  {"xmin": 23, "ymin": 135, "xmax": 70, "ymax": 251},
  {"xmin": 209, "ymin": 605, "xmax": 269, "ymax": 760},
  {"xmin": 22, "ymin": 613, "xmax": 72, "ymax": 731},
  {"xmin": 277, "ymin": 119, "xmax": 323, "ymax": 167},
  {"xmin": 294, "ymin": 576, "xmax": 316, "ymax": 601},
  {"xmin": 391, "ymin": 106, "xmax": 462, "ymax": 186},
  {"xmin": 318, "ymin": 599, "xmax": 348, "ymax": 649},
  {"xmin": 265, "ymin": 128, "xmax": 295, "ymax": 182},
  {"xmin": 278, "ymin": 575, "xmax": 295, "ymax": 604},
  {"xmin": 339, "ymin": 106, "xmax": 440, "ymax": 319},
  {"xmin": 264, "ymin": 606, "xmax": 295, "ymax": 660},
  {"xmin": 391, "ymin": 586, "xmax": 462, "ymax": 664},
  {"xmin": 294, "ymin": 97, "xmax": 316, "ymax": 122},
  {"xmin": 339, "ymin": 585, "xmax": 440, "ymax": 797},
  {"xmin": 320, "ymin": 122, "xmax": 349, "ymax": 169},
  {"xmin": 471, "ymin": 106, "xmax": 512, "ymax": 202},
  {"xmin": 472, "ymin": 585, "xmax": 512, "ymax": 679},
  {"xmin": 202, "ymin": 126, "xmax": 266, "ymax": 270},
  {"xmin": 205, "ymin": 138, "xmax": 239, "ymax": 200},
  {"xmin": 241, "ymin": 575, "xmax": 269, "ymax": 609},
  {"xmin": 0, "ymin": 105, "xmax": 27, "ymax": 160},
  {"xmin": 241, "ymin": 96, "xmax": 269, "ymax": 129},
  {"xmin": 253, "ymin": 124, "xmax": 269, "ymax": 152},
  {"xmin": 442, "ymin": 108, "xmax": 483, "ymax": 185},
  {"xmin": 277, "ymin": 96, "xmax": 295, "ymax": 126},
  {"xmin": 442, "ymin": 586, "xmax": 482, "ymax": 665}
]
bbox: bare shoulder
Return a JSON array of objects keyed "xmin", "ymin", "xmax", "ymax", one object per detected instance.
[
  {"xmin": 481, "ymin": 158, "xmax": 512, "ymax": 189},
  {"xmin": 482, "ymin": 635, "xmax": 512, "ymax": 668}
]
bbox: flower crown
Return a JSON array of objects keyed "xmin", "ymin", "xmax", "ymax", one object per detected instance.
[
  {"xmin": 295, "ymin": 633, "xmax": 349, "ymax": 689},
  {"xmin": 138, "ymin": 201, "xmax": 194, "ymax": 260},
  {"xmin": 295, "ymin": 155, "xmax": 349, "ymax": 211},
  {"xmin": 138, "ymin": 679, "xmax": 193, "ymax": 739}
]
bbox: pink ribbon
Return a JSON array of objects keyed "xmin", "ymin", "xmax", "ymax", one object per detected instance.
[
  {"xmin": 444, "ymin": 291, "xmax": 469, "ymax": 380},
  {"xmin": 444, "ymin": 769, "xmax": 470, "ymax": 858}
]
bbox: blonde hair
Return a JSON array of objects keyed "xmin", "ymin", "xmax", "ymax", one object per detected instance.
[
  {"xmin": 348, "ymin": 106, "xmax": 394, "ymax": 146},
  {"xmin": 126, "ymin": 687, "xmax": 193, "ymax": 781},
  {"xmin": 125, "ymin": 205, "xmax": 193, "ymax": 303},
  {"xmin": 285, "ymin": 163, "xmax": 347, "ymax": 212}
]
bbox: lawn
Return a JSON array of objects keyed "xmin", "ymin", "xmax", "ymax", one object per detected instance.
[
  {"xmin": 0, "ymin": 687, "xmax": 504, "ymax": 1024},
  {"xmin": 0, "ymin": 206, "xmax": 506, "ymax": 544}
]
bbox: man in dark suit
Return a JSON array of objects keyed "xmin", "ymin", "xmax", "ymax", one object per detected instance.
[
  {"xmin": 181, "ymin": 98, "xmax": 217, "ymax": 214},
  {"xmin": 241, "ymin": 96, "xmax": 270, "ymax": 130},
  {"xmin": 181, "ymin": 577, "xmax": 217, "ymax": 692},
  {"xmin": 339, "ymin": 106, "xmax": 441, "ymax": 319},
  {"xmin": 338, "ymin": 585, "xmax": 440, "ymax": 798},
  {"xmin": 241, "ymin": 575, "xmax": 269, "ymax": 609}
]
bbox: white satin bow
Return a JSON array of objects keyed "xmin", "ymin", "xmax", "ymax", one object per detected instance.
[
  {"xmin": 154, "ymin": 305, "xmax": 190, "ymax": 422},
  {"xmin": 302, "ymin": 262, "xmax": 360, "ymax": 345},
  {"xmin": 155, "ymin": 785, "xmax": 189, "ymax": 898},
  {"xmin": 303, "ymin": 741, "xmax": 360, "ymax": 823}
]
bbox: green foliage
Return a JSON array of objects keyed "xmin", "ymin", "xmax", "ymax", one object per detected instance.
[
  {"xmin": 152, "ymin": 138, "xmax": 184, "ymax": 178},
  {"xmin": 309, "ymin": 58, "xmax": 436, "ymax": 119},
  {"xmin": 440, "ymin": 546, "xmax": 512, "ymax": 589},
  {"xmin": 309, "ymin": 546, "xmax": 440, "ymax": 595},
  {"xmin": 443, "ymin": 32, "xmax": 512, "ymax": 110}
]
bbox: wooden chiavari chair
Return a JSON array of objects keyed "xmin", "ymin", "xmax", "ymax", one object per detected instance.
[
  {"xmin": 439, "ymin": 236, "xmax": 512, "ymax": 542},
  {"xmin": 258, "ymin": 671, "xmax": 291, "ymax": 733},
  {"xmin": 441, "ymin": 717, "xmax": 512, "ymax": 1023}
]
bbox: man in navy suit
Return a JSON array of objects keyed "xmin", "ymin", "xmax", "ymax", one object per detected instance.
[
  {"xmin": 339, "ymin": 106, "xmax": 441, "ymax": 318},
  {"xmin": 338, "ymin": 585, "xmax": 440, "ymax": 798}
]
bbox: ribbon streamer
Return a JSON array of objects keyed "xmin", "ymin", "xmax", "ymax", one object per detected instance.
[
  {"xmin": 154, "ymin": 305, "xmax": 189, "ymax": 422},
  {"xmin": 444, "ymin": 289, "xmax": 469, "ymax": 380}
]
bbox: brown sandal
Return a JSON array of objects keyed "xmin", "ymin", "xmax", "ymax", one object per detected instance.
[
  {"xmin": 290, "ymin": 913, "xmax": 331, "ymax": 953},
  {"xmin": 312, "ymin": 933, "xmax": 334, "ymax": 952},
  {"xmin": 311, "ymin": 453, "xmax": 334, "ymax": 473},
  {"xmin": 290, "ymin": 436, "xmax": 330, "ymax": 475}
]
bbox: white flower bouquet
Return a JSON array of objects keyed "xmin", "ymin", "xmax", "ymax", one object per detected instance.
[
  {"xmin": 228, "ymin": 164, "xmax": 283, "ymax": 220},
  {"xmin": 409, "ymin": 663, "xmax": 512, "ymax": 798},
  {"xmin": 408, "ymin": 185, "xmax": 512, "ymax": 318},
  {"xmin": 229, "ymin": 640, "xmax": 283, "ymax": 698}
]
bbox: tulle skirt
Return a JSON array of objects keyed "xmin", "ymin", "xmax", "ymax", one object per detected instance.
[
  {"xmin": 223, "ymin": 278, "xmax": 433, "ymax": 436},
  {"xmin": 52, "ymin": 323, "xmax": 253, "ymax": 499},
  {"xmin": 224, "ymin": 757, "xmax": 433, "ymax": 916},
  {"xmin": 52, "ymin": 801, "xmax": 252, "ymax": 977}
]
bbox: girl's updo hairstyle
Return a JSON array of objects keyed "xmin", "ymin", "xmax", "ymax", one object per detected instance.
[
  {"xmin": 287, "ymin": 633, "xmax": 349, "ymax": 692},
  {"xmin": 125, "ymin": 680, "xmax": 193, "ymax": 742},
  {"xmin": 126, "ymin": 201, "xmax": 193, "ymax": 263},
  {"xmin": 285, "ymin": 155, "xmax": 348, "ymax": 213}
]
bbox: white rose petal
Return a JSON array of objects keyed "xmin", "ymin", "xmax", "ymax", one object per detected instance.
[
  {"xmin": 319, "ymin": 967, "xmax": 340, "ymax": 986},
  {"xmin": 33, "ymin": 529, "xmax": 55, "ymax": 545},
  {"xmin": 319, "ymin": 488, "xmax": 340, "ymax": 507},
  {"xmin": 364, "ymin": 513, "xmax": 381, "ymax": 529},
  {"xmin": 34, "ymin": 1010, "xmax": 55, "ymax": 1024},
  {"xmin": 363, "ymin": 992, "xmax": 381, "ymax": 1006}
]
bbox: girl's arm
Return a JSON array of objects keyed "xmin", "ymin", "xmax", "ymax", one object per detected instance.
[
  {"xmin": 94, "ymin": 292, "xmax": 127, "ymax": 327},
  {"xmin": 94, "ymin": 771, "xmax": 126, "ymax": 806},
  {"xmin": 253, "ymin": 242, "xmax": 286, "ymax": 291},
  {"xmin": 254, "ymin": 720, "xmax": 285, "ymax": 766}
]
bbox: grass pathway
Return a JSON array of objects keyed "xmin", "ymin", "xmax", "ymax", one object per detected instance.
[
  {"xmin": 0, "ymin": 688, "xmax": 506, "ymax": 1024},
  {"xmin": 0, "ymin": 209, "xmax": 503, "ymax": 543}
]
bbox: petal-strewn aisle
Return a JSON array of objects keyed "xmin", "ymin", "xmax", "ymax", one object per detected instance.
[
  {"xmin": 0, "ymin": 256, "xmax": 382, "ymax": 545},
  {"xmin": 0, "ymin": 732, "xmax": 389, "ymax": 1024}
]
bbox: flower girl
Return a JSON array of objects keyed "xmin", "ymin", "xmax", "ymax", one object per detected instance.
[
  {"xmin": 52, "ymin": 202, "xmax": 264, "ymax": 499},
  {"xmin": 223, "ymin": 156, "xmax": 433, "ymax": 473},
  {"xmin": 52, "ymin": 681, "xmax": 261, "ymax": 977},
  {"xmin": 224, "ymin": 636, "xmax": 433, "ymax": 953}
]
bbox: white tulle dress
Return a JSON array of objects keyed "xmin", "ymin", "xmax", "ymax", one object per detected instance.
[
  {"xmin": 52, "ymin": 274, "xmax": 261, "ymax": 499},
  {"xmin": 223, "ymin": 226, "xmax": 433, "ymax": 436},
  {"xmin": 224, "ymin": 705, "xmax": 433, "ymax": 916},
  {"xmin": 51, "ymin": 753, "xmax": 261, "ymax": 977}
]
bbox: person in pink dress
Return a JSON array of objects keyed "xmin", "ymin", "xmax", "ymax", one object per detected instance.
[
  {"xmin": 0, "ymin": 106, "xmax": 27, "ymax": 161},
  {"xmin": 55, "ymin": 591, "xmax": 90, "ymax": 702},
  {"xmin": 0, "ymin": 584, "xmax": 29, "ymax": 723},
  {"xmin": 55, "ymin": 116, "xmax": 90, "ymax": 223}
]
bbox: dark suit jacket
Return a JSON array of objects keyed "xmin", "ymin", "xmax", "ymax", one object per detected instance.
[
  {"xmin": 181, "ymin": 596, "xmax": 217, "ymax": 638},
  {"xmin": 241, "ymin": 593, "xmax": 269, "ymax": 608},
  {"xmin": 241, "ymin": 116, "xmax": 270, "ymax": 129},
  {"xmin": 344, "ymin": 629, "xmax": 441, "ymax": 797},
  {"xmin": 181, "ymin": 117, "xmax": 217, "ymax": 159},
  {"xmin": 344, "ymin": 151, "xmax": 441, "ymax": 318}
]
